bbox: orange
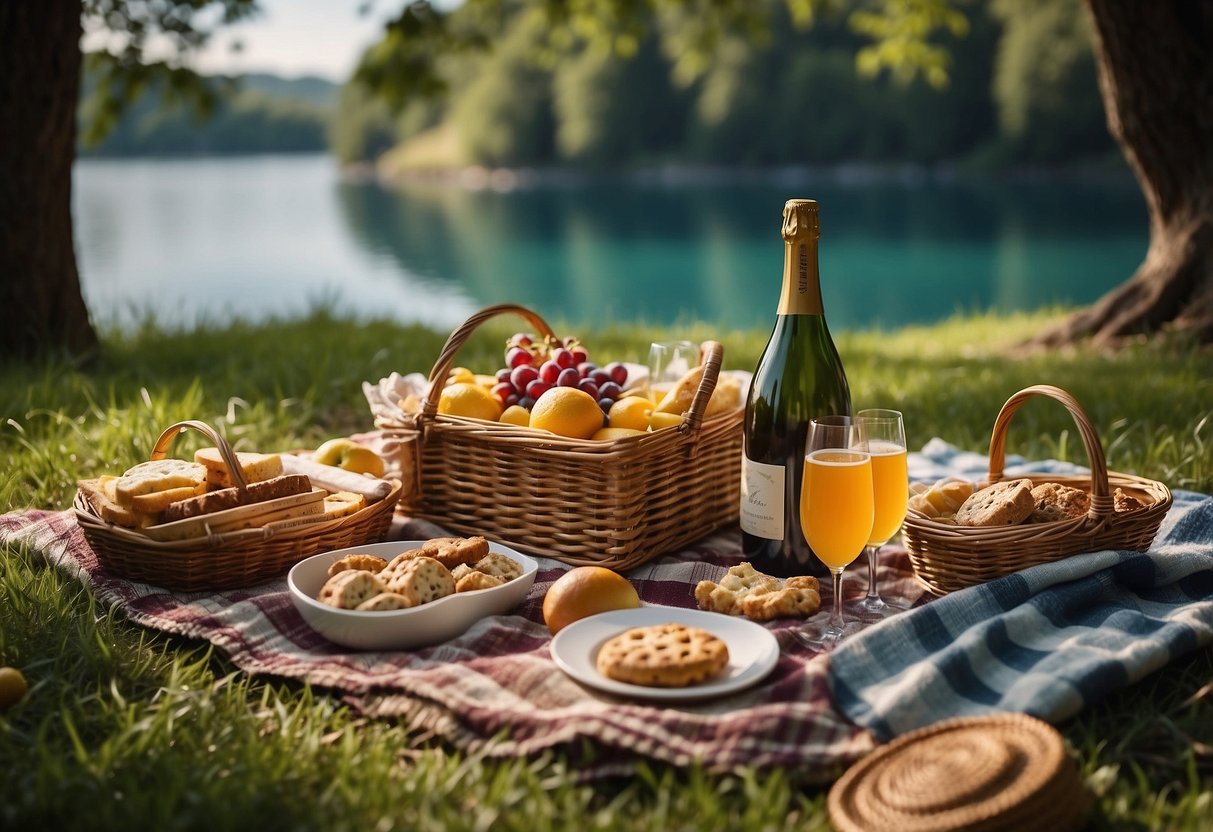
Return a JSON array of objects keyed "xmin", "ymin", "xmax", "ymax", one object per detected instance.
[
  {"xmin": 607, "ymin": 396, "xmax": 654, "ymax": 431},
  {"xmin": 591, "ymin": 427, "xmax": 646, "ymax": 441},
  {"xmin": 499, "ymin": 404, "xmax": 532, "ymax": 427},
  {"xmin": 439, "ymin": 382, "xmax": 504, "ymax": 421},
  {"xmin": 529, "ymin": 387, "xmax": 603, "ymax": 439},
  {"xmin": 0, "ymin": 666, "xmax": 27, "ymax": 711},
  {"xmin": 543, "ymin": 566, "xmax": 641, "ymax": 635}
]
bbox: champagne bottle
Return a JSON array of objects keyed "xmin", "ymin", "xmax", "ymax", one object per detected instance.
[{"xmin": 740, "ymin": 198, "xmax": 851, "ymax": 578}]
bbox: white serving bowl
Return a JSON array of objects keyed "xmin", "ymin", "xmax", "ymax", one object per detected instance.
[{"xmin": 287, "ymin": 539, "xmax": 538, "ymax": 651}]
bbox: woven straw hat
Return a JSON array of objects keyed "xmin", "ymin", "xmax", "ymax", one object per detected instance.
[{"xmin": 828, "ymin": 713, "xmax": 1091, "ymax": 832}]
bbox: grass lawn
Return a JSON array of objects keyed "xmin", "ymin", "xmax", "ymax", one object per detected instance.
[{"xmin": 1, "ymin": 309, "xmax": 1211, "ymax": 830}]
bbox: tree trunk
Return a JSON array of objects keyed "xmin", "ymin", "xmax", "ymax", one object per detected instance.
[
  {"xmin": 1037, "ymin": 1, "xmax": 1213, "ymax": 347},
  {"xmin": 0, "ymin": 0, "xmax": 98, "ymax": 360}
]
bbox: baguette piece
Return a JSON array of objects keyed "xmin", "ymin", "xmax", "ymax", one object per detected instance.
[
  {"xmin": 78, "ymin": 476, "xmax": 158, "ymax": 528},
  {"xmin": 194, "ymin": 448, "xmax": 284, "ymax": 489},
  {"xmin": 128, "ymin": 484, "xmax": 208, "ymax": 514},
  {"xmin": 280, "ymin": 455, "xmax": 393, "ymax": 503},
  {"xmin": 161, "ymin": 474, "xmax": 312, "ymax": 523},
  {"xmin": 654, "ymin": 364, "xmax": 705, "ymax": 415}
]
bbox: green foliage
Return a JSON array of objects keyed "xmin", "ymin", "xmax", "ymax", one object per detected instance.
[{"xmin": 1, "ymin": 312, "xmax": 1211, "ymax": 829}]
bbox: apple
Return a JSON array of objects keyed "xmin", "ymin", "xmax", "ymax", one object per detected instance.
[{"xmin": 314, "ymin": 438, "xmax": 385, "ymax": 477}]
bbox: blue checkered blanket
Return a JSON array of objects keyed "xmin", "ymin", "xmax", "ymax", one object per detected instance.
[{"xmin": 830, "ymin": 440, "xmax": 1213, "ymax": 742}]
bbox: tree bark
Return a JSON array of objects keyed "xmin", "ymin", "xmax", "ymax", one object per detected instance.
[
  {"xmin": 0, "ymin": 0, "xmax": 98, "ymax": 360},
  {"xmin": 1037, "ymin": 1, "xmax": 1213, "ymax": 347}
]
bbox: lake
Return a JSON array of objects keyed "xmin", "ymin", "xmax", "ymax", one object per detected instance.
[{"xmin": 73, "ymin": 154, "xmax": 1149, "ymax": 334}]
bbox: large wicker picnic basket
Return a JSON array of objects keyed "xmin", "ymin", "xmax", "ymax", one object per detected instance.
[
  {"xmin": 903, "ymin": 385, "xmax": 1172, "ymax": 596},
  {"xmin": 378, "ymin": 304, "xmax": 744, "ymax": 570},
  {"xmin": 75, "ymin": 420, "xmax": 401, "ymax": 592}
]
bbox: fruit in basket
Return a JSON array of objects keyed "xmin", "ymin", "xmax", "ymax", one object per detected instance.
[
  {"xmin": 543, "ymin": 566, "xmax": 641, "ymax": 635},
  {"xmin": 648, "ymin": 411, "xmax": 685, "ymax": 431},
  {"xmin": 608, "ymin": 396, "xmax": 654, "ymax": 431},
  {"xmin": 500, "ymin": 405, "xmax": 532, "ymax": 426},
  {"xmin": 592, "ymin": 427, "xmax": 646, "ymax": 441},
  {"xmin": 314, "ymin": 438, "xmax": 386, "ymax": 477},
  {"xmin": 439, "ymin": 382, "xmax": 504, "ymax": 421},
  {"xmin": 529, "ymin": 387, "xmax": 605, "ymax": 439},
  {"xmin": 495, "ymin": 333, "xmax": 629, "ymax": 416}
]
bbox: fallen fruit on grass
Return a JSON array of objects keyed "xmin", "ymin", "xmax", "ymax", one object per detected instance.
[
  {"xmin": 314, "ymin": 438, "xmax": 386, "ymax": 477},
  {"xmin": 543, "ymin": 566, "xmax": 641, "ymax": 635},
  {"xmin": 0, "ymin": 667, "xmax": 27, "ymax": 711}
]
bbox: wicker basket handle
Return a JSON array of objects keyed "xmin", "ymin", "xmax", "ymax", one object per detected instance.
[
  {"xmin": 419, "ymin": 304, "xmax": 558, "ymax": 421},
  {"xmin": 149, "ymin": 420, "xmax": 249, "ymax": 492},
  {"xmin": 987, "ymin": 385, "xmax": 1113, "ymax": 520},
  {"xmin": 678, "ymin": 340, "xmax": 724, "ymax": 436}
]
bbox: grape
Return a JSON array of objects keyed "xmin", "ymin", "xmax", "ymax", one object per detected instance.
[
  {"xmin": 605, "ymin": 362, "xmax": 629, "ymax": 386},
  {"xmin": 577, "ymin": 378, "xmax": 599, "ymax": 399},
  {"xmin": 598, "ymin": 397, "xmax": 615, "ymax": 414},
  {"xmin": 491, "ymin": 382, "xmax": 514, "ymax": 403},
  {"xmin": 539, "ymin": 360, "xmax": 562, "ymax": 385},
  {"xmin": 576, "ymin": 361, "xmax": 597, "ymax": 378},
  {"xmin": 557, "ymin": 367, "xmax": 580, "ymax": 387},
  {"xmin": 552, "ymin": 348, "xmax": 575, "ymax": 369},
  {"xmin": 510, "ymin": 365, "xmax": 539, "ymax": 390},
  {"xmin": 507, "ymin": 347, "xmax": 533, "ymax": 369},
  {"xmin": 571, "ymin": 347, "xmax": 589, "ymax": 365},
  {"xmin": 504, "ymin": 393, "xmax": 520, "ymax": 408},
  {"xmin": 590, "ymin": 369, "xmax": 611, "ymax": 386},
  {"xmin": 599, "ymin": 381, "xmax": 622, "ymax": 401},
  {"xmin": 526, "ymin": 379, "xmax": 550, "ymax": 400},
  {"xmin": 496, "ymin": 368, "xmax": 512, "ymax": 384},
  {"xmin": 518, "ymin": 395, "xmax": 536, "ymax": 410},
  {"xmin": 510, "ymin": 332, "xmax": 534, "ymax": 348}
]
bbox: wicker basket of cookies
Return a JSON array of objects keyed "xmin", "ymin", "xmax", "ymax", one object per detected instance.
[
  {"xmin": 902, "ymin": 385, "xmax": 1172, "ymax": 596},
  {"xmin": 375, "ymin": 304, "xmax": 745, "ymax": 570},
  {"xmin": 75, "ymin": 420, "xmax": 402, "ymax": 592}
]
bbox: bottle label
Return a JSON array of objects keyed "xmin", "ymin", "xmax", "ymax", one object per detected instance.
[{"xmin": 739, "ymin": 454, "xmax": 784, "ymax": 539}]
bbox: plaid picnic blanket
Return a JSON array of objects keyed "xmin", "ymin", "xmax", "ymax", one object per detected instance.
[{"xmin": 4, "ymin": 440, "xmax": 1210, "ymax": 779}]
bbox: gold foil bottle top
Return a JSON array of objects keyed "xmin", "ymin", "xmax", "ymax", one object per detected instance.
[{"xmin": 782, "ymin": 199, "xmax": 820, "ymax": 241}]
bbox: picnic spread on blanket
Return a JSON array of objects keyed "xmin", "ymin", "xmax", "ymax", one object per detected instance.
[{"xmin": 6, "ymin": 295, "xmax": 1212, "ymax": 829}]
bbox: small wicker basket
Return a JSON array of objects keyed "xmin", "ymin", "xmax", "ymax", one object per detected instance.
[
  {"xmin": 903, "ymin": 385, "xmax": 1172, "ymax": 596},
  {"xmin": 378, "ymin": 304, "xmax": 744, "ymax": 571},
  {"xmin": 75, "ymin": 420, "xmax": 401, "ymax": 592}
]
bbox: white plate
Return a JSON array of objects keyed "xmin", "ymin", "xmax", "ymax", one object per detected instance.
[
  {"xmin": 288, "ymin": 540, "xmax": 537, "ymax": 651},
  {"xmin": 549, "ymin": 606, "xmax": 780, "ymax": 702}
]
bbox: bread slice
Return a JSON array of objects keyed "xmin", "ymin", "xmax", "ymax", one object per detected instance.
[
  {"xmin": 127, "ymin": 483, "xmax": 208, "ymax": 514},
  {"xmin": 194, "ymin": 448, "xmax": 284, "ymax": 489},
  {"xmin": 161, "ymin": 474, "xmax": 312, "ymax": 523},
  {"xmin": 321, "ymin": 491, "xmax": 366, "ymax": 520},
  {"xmin": 114, "ymin": 459, "xmax": 207, "ymax": 505},
  {"xmin": 78, "ymin": 476, "xmax": 157, "ymax": 528}
]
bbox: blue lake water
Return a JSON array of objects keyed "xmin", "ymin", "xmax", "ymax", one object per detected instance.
[{"xmin": 73, "ymin": 154, "xmax": 1149, "ymax": 333}]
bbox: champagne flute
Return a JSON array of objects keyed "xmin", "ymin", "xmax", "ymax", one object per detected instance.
[
  {"xmin": 796, "ymin": 416, "xmax": 874, "ymax": 650},
  {"xmin": 848, "ymin": 409, "xmax": 909, "ymax": 621},
  {"xmin": 647, "ymin": 340, "xmax": 698, "ymax": 403}
]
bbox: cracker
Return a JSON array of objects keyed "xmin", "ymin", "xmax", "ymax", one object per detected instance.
[
  {"xmin": 954, "ymin": 479, "xmax": 1035, "ymax": 527},
  {"xmin": 1028, "ymin": 482, "xmax": 1091, "ymax": 523},
  {"xmin": 595, "ymin": 623, "xmax": 729, "ymax": 688},
  {"xmin": 472, "ymin": 552, "xmax": 522, "ymax": 582},
  {"xmin": 741, "ymin": 587, "xmax": 822, "ymax": 621},
  {"xmin": 455, "ymin": 571, "xmax": 505, "ymax": 593},
  {"xmin": 694, "ymin": 562, "xmax": 780, "ymax": 615},
  {"xmin": 326, "ymin": 553, "xmax": 390, "ymax": 580},
  {"xmin": 421, "ymin": 536, "xmax": 490, "ymax": 569},
  {"xmin": 450, "ymin": 563, "xmax": 476, "ymax": 582},
  {"xmin": 380, "ymin": 555, "xmax": 454, "ymax": 605},
  {"xmin": 318, "ymin": 569, "xmax": 387, "ymax": 609},
  {"xmin": 355, "ymin": 592, "xmax": 415, "ymax": 611}
]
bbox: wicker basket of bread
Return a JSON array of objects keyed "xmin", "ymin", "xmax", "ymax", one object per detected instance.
[
  {"xmin": 902, "ymin": 385, "xmax": 1172, "ymax": 596},
  {"xmin": 74, "ymin": 420, "xmax": 402, "ymax": 592},
  {"xmin": 375, "ymin": 304, "xmax": 744, "ymax": 571}
]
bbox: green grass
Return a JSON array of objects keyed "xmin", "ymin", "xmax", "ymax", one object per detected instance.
[{"xmin": 2, "ymin": 309, "xmax": 1211, "ymax": 830}]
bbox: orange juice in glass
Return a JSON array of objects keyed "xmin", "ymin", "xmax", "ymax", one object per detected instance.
[
  {"xmin": 849, "ymin": 409, "xmax": 909, "ymax": 621},
  {"xmin": 797, "ymin": 446, "xmax": 873, "ymax": 649}
]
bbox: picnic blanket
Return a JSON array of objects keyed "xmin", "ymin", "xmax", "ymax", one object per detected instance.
[{"xmin": 3, "ymin": 440, "xmax": 1212, "ymax": 780}]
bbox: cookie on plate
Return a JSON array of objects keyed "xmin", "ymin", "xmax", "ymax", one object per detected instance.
[
  {"xmin": 326, "ymin": 553, "xmax": 390, "ymax": 580},
  {"xmin": 318, "ymin": 569, "xmax": 388, "ymax": 609},
  {"xmin": 954, "ymin": 479, "xmax": 1035, "ymax": 527},
  {"xmin": 421, "ymin": 536, "xmax": 490, "ymax": 570},
  {"xmin": 595, "ymin": 622, "xmax": 730, "ymax": 688},
  {"xmin": 472, "ymin": 552, "xmax": 522, "ymax": 582},
  {"xmin": 380, "ymin": 555, "xmax": 455, "ymax": 605},
  {"xmin": 455, "ymin": 571, "xmax": 505, "ymax": 593}
]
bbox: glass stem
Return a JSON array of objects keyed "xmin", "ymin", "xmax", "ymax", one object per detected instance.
[
  {"xmin": 829, "ymin": 568, "xmax": 845, "ymax": 633},
  {"xmin": 866, "ymin": 545, "xmax": 881, "ymax": 601}
]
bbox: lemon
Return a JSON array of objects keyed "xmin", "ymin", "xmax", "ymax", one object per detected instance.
[
  {"xmin": 439, "ymin": 382, "xmax": 504, "ymax": 421},
  {"xmin": 0, "ymin": 666, "xmax": 27, "ymax": 711},
  {"xmin": 543, "ymin": 567, "xmax": 641, "ymax": 635},
  {"xmin": 500, "ymin": 404, "xmax": 532, "ymax": 427},
  {"xmin": 647, "ymin": 411, "xmax": 685, "ymax": 431},
  {"xmin": 529, "ymin": 388, "xmax": 604, "ymax": 439},
  {"xmin": 447, "ymin": 366, "xmax": 476, "ymax": 386},
  {"xmin": 592, "ymin": 427, "xmax": 646, "ymax": 441},
  {"xmin": 607, "ymin": 396, "xmax": 654, "ymax": 431}
]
